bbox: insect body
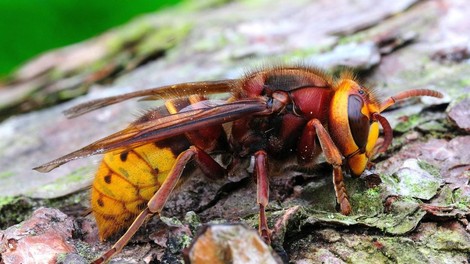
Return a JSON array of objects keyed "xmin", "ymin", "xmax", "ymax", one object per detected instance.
[
  {"xmin": 91, "ymin": 127, "xmax": 191, "ymax": 239},
  {"xmin": 91, "ymin": 96, "xmax": 228, "ymax": 239},
  {"xmin": 34, "ymin": 65, "xmax": 443, "ymax": 263}
]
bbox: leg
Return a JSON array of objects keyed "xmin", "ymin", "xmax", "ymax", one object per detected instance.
[
  {"xmin": 92, "ymin": 146, "xmax": 225, "ymax": 264},
  {"xmin": 301, "ymin": 119, "xmax": 351, "ymax": 215},
  {"xmin": 253, "ymin": 150, "xmax": 271, "ymax": 243}
]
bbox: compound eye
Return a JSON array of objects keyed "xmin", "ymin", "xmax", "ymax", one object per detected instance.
[{"xmin": 348, "ymin": 95, "xmax": 370, "ymax": 150}]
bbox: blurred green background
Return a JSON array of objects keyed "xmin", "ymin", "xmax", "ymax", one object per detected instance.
[{"xmin": 0, "ymin": 0, "xmax": 182, "ymax": 77}]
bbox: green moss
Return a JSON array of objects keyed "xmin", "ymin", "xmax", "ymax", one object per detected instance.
[
  {"xmin": 0, "ymin": 196, "xmax": 35, "ymax": 229},
  {"xmin": 351, "ymin": 186, "xmax": 383, "ymax": 215},
  {"xmin": 458, "ymin": 78, "xmax": 470, "ymax": 87},
  {"xmin": 34, "ymin": 166, "xmax": 92, "ymax": 193},
  {"xmin": 337, "ymin": 33, "xmax": 366, "ymax": 45},
  {"xmin": 394, "ymin": 114, "xmax": 422, "ymax": 133},
  {"xmin": 44, "ymin": 189, "xmax": 90, "ymax": 210},
  {"xmin": 417, "ymin": 120, "xmax": 448, "ymax": 133},
  {"xmin": 136, "ymin": 22, "xmax": 192, "ymax": 57},
  {"xmin": 453, "ymin": 188, "xmax": 470, "ymax": 210},
  {"xmin": 192, "ymin": 34, "xmax": 226, "ymax": 52},
  {"xmin": 0, "ymin": 196, "xmax": 15, "ymax": 207},
  {"xmin": 0, "ymin": 170, "xmax": 14, "ymax": 180},
  {"xmin": 424, "ymin": 227, "xmax": 470, "ymax": 251},
  {"xmin": 385, "ymin": 211, "xmax": 425, "ymax": 234},
  {"xmin": 305, "ymin": 209, "xmax": 358, "ymax": 225},
  {"xmin": 0, "ymin": 188, "xmax": 90, "ymax": 230},
  {"xmin": 165, "ymin": 231, "xmax": 192, "ymax": 257},
  {"xmin": 105, "ymin": 20, "xmax": 155, "ymax": 53},
  {"xmin": 379, "ymin": 237, "xmax": 427, "ymax": 264},
  {"xmin": 290, "ymin": 228, "xmax": 469, "ymax": 263},
  {"xmin": 184, "ymin": 211, "xmax": 202, "ymax": 234},
  {"xmin": 299, "ymin": 177, "xmax": 338, "ymax": 212},
  {"xmin": 399, "ymin": 170, "xmax": 440, "ymax": 199},
  {"xmin": 288, "ymin": 44, "xmax": 331, "ymax": 59},
  {"xmin": 73, "ymin": 240, "xmax": 97, "ymax": 262},
  {"xmin": 417, "ymin": 160, "xmax": 440, "ymax": 178},
  {"xmin": 180, "ymin": 233, "xmax": 193, "ymax": 248},
  {"xmin": 397, "ymin": 62, "xmax": 470, "ymax": 99},
  {"xmin": 342, "ymin": 237, "xmax": 390, "ymax": 263},
  {"xmin": 57, "ymin": 84, "xmax": 90, "ymax": 101},
  {"xmin": 381, "ymin": 159, "xmax": 442, "ymax": 201},
  {"xmin": 353, "ymin": 192, "xmax": 427, "ymax": 235},
  {"xmin": 161, "ymin": 216, "xmax": 183, "ymax": 226},
  {"xmin": 56, "ymin": 253, "xmax": 67, "ymax": 263}
]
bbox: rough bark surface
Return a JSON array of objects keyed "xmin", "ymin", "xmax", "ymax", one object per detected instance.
[{"xmin": 0, "ymin": 0, "xmax": 469, "ymax": 263}]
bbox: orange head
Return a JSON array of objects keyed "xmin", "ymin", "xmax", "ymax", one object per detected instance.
[{"xmin": 328, "ymin": 74, "xmax": 443, "ymax": 176}]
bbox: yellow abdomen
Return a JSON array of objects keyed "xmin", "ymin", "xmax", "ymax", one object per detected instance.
[{"xmin": 91, "ymin": 136, "xmax": 190, "ymax": 240}]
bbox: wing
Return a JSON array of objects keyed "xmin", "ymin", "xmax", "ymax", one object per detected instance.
[
  {"xmin": 35, "ymin": 98, "xmax": 269, "ymax": 173},
  {"xmin": 64, "ymin": 79, "xmax": 238, "ymax": 118}
]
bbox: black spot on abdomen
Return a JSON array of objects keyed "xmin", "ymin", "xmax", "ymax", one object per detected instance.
[
  {"xmin": 104, "ymin": 174, "xmax": 112, "ymax": 184},
  {"xmin": 120, "ymin": 152, "xmax": 129, "ymax": 162}
]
